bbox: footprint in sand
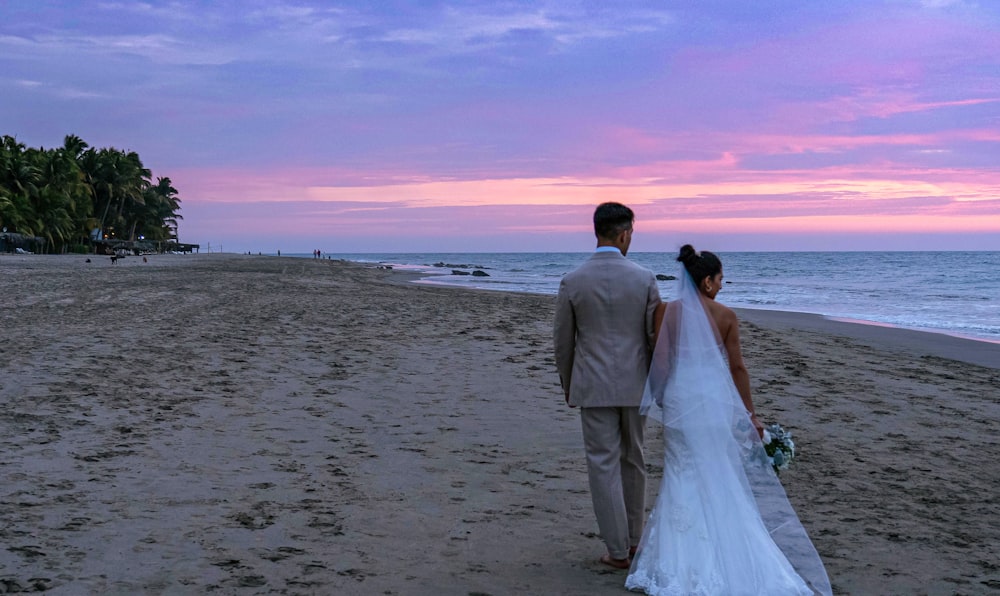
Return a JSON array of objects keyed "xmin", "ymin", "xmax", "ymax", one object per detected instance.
[{"xmin": 254, "ymin": 546, "xmax": 306, "ymax": 562}]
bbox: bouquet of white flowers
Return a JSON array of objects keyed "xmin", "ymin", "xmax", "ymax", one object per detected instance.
[{"xmin": 762, "ymin": 423, "xmax": 795, "ymax": 473}]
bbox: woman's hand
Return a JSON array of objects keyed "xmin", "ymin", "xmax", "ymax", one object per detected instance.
[{"xmin": 750, "ymin": 413, "xmax": 764, "ymax": 439}]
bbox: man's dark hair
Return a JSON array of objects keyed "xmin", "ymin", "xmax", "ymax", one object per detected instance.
[{"xmin": 593, "ymin": 202, "xmax": 634, "ymax": 240}]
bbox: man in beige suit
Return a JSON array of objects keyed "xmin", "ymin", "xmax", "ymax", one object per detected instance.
[{"xmin": 553, "ymin": 202, "xmax": 661, "ymax": 569}]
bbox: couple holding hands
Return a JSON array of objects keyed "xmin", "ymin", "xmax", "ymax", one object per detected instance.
[{"xmin": 554, "ymin": 203, "xmax": 831, "ymax": 595}]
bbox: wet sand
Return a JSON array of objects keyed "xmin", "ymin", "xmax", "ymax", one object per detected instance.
[{"xmin": 0, "ymin": 254, "xmax": 997, "ymax": 595}]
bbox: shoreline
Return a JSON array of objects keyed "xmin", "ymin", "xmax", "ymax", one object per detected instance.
[
  {"xmin": 370, "ymin": 259, "xmax": 1000, "ymax": 370},
  {"xmin": 5, "ymin": 251, "xmax": 997, "ymax": 367},
  {"xmin": 734, "ymin": 308, "xmax": 1000, "ymax": 370},
  {"xmin": 362, "ymin": 255, "xmax": 1000, "ymax": 350},
  {"xmin": 321, "ymin": 250, "xmax": 1000, "ymax": 348}
]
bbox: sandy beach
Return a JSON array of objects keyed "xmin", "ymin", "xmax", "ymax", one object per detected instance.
[{"xmin": 1, "ymin": 253, "xmax": 997, "ymax": 595}]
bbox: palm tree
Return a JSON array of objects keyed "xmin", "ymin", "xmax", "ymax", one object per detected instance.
[
  {"xmin": 79, "ymin": 147, "xmax": 150, "ymax": 241},
  {"xmin": 135, "ymin": 176, "xmax": 182, "ymax": 241},
  {"xmin": 62, "ymin": 134, "xmax": 89, "ymax": 161},
  {"xmin": 33, "ymin": 143, "xmax": 92, "ymax": 251},
  {"xmin": 0, "ymin": 137, "xmax": 18, "ymax": 229},
  {"xmin": 117, "ymin": 151, "xmax": 151, "ymax": 241},
  {"xmin": 0, "ymin": 136, "xmax": 41, "ymax": 236},
  {"xmin": 2, "ymin": 134, "xmax": 180, "ymax": 253}
]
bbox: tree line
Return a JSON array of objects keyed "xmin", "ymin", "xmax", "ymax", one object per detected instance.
[{"xmin": 0, "ymin": 134, "xmax": 182, "ymax": 253}]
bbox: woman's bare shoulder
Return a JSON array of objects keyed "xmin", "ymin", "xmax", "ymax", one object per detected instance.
[
  {"xmin": 708, "ymin": 300, "xmax": 739, "ymax": 328},
  {"xmin": 717, "ymin": 301, "xmax": 738, "ymax": 319}
]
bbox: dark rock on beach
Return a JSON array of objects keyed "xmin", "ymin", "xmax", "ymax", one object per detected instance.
[
  {"xmin": 656, "ymin": 274, "xmax": 676, "ymax": 281},
  {"xmin": 471, "ymin": 270, "xmax": 489, "ymax": 277},
  {"xmin": 451, "ymin": 270, "xmax": 471, "ymax": 276}
]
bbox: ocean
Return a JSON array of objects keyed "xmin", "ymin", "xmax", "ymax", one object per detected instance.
[{"xmin": 310, "ymin": 251, "xmax": 1000, "ymax": 344}]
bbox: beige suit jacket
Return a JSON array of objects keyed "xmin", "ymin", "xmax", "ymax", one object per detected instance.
[{"xmin": 553, "ymin": 251, "xmax": 661, "ymax": 408}]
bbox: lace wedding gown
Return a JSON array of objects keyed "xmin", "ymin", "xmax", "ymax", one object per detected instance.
[{"xmin": 625, "ymin": 270, "xmax": 831, "ymax": 596}]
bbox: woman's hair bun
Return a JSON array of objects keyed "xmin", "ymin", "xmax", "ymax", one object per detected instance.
[
  {"xmin": 676, "ymin": 244, "xmax": 722, "ymax": 286},
  {"xmin": 677, "ymin": 244, "xmax": 697, "ymax": 264}
]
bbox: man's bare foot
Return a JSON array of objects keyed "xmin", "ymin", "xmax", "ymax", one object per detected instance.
[{"xmin": 599, "ymin": 553, "xmax": 630, "ymax": 570}]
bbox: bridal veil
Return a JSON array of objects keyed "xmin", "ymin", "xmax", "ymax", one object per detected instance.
[{"xmin": 627, "ymin": 267, "xmax": 832, "ymax": 595}]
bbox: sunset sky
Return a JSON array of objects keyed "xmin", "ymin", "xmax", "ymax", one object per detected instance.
[{"xmin": 2, "ymin": 1, "xmax": 999, "ymax": 253}]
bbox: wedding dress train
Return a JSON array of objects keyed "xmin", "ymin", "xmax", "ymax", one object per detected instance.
[{"xmin": 625, "ymin": 269, "xmax": 831, "ymax": 596}]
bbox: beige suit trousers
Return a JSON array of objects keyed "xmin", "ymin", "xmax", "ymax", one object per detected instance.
[{"xmin": 580, "ymin": 406, "xmax": 646, "ymax": 560}]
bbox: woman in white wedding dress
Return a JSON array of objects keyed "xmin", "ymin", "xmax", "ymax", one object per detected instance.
[{"xmin": 625, "ymin": 245, "xmax": 832, "ymax": 596}]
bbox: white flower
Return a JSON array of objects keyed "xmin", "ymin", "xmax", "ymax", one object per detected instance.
[{"xmin": 762, "ymin": 423, "xmax": 796, "ymax": 474}]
